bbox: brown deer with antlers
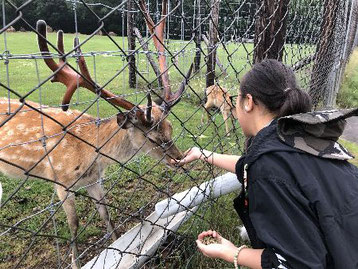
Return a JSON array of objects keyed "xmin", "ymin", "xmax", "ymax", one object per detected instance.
[
  {"xmin": 0, "ymin": 4, "xmax": 192, "ymax": 267},
  {"xmin": 201, "ymin": 85, "xmax": 237, "ymax": 136}
]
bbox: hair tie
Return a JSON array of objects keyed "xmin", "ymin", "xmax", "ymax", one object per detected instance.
[{"xmin": 284, "ymin": 87, "xmax": 291, "ymax": 93}]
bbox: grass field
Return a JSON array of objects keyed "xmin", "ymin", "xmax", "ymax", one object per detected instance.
[
  {"xmin": 0, "ymin": 31, "xmax": 357, "ymax": 269},
  {"xmin": 0, "ymin": 32, "xmax": 246, "ymax": 268},
  {"xmin": 337, "ymin": 49, "xmax": 358, "ymax": 108}
]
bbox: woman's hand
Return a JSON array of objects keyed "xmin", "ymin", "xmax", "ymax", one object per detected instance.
[
  {"xmin": 196, "ymin": 230, "xmax": 238, "ymax": 263},
  {"xmin": 171, "ymin": 147, "xmax": 203, "ymax": 166}
]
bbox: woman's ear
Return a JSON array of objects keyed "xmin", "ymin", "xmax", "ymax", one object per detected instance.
[{"xmin": 244, "ymin": 94, "xmax": 254, "ymax": 112}]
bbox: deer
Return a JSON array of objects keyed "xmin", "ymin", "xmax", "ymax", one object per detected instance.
[
  {"xmin": 0, "ymin": 7, "xmax": 192, "ymax": 268},
  {"xmin": 201, "ymin": 85, "xmax": 237, "ymax": 136}
]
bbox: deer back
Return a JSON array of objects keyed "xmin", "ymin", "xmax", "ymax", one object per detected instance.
[
  {"xmin": 205, "ymin": 85, "xmax": 234, "ymax": 112},
  {"xmin": 0, "ymin": 99, "xmax": 183, "ymax": 188}
]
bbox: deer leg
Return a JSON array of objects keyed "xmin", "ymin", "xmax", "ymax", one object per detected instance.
[
  {"xmin": 86, "ymin": 183, "xmax": 119, "ymax": 241},
  {"xmin": 222, "ymin": 111, "xmax": 230, "ymax": 136},
  {"xmin": 230, "ymin": 113, "xmax": 236, "ymax": 134},
  {"xmin": 201, "ymin": 103, "xmax": 212, "ymax": 125},
  {"xmin": 56, "ymin": 186, "xmax": 80, "ymax": 269}
]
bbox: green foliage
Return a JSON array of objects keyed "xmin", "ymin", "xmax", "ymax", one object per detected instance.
[
  {"xmin": 339, "ymin": 139, "xmax": 358, "ymax": 167},
  {"xmin": 0, "ymin": 32, "xmax": 245, "ymax": 268},
  {"xmin": 2, "ymin": 32, "xmax": 356, "ymax": 269},
  {"xmin": 337, "ymin": 49, "xmax": 358, "ymax": 108}
]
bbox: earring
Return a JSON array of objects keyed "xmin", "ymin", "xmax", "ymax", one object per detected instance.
[{"xmin": 244, "ymin": 106, "xmax": 249, "ymax": 112}]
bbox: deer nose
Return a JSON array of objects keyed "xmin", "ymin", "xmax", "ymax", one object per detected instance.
[
  {"xmin": 168, "ymin": 146, "xmax": 183, "ymax": 160},
  {"xmin": 176, "ymin": 152, "xmax": 183, "ymax": 160}
]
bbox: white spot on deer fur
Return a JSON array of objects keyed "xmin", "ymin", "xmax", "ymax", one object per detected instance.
[
  {"xmin": 1, "ymin": 136, "xmax": 8, "ymax": 141},
  {"xmin": 47, "ymin": 140, "xmax": 57, "ymax": 148},
  {"xmin": 22, "ymin": 144, "xmax": 31, "ymax": 150},
  {"xmin": 34, "ymin": 145, "xmax": 43, "ymax": 151},
  {"xmin": 55, "ymin": 163, "xmax": 63, "ymax": 170},
  {"xmin": 61, "ymin": 139, "xmax": 68, "ymax": 148},
  {"xmin": 0, "ymin": 100, "xmax": 19, "ymax": 105},
  {"xmin": 19, "ymin": 155, "xmax": 35, "ymax": 163},
  {"xmin": 28, "ymin": 127, "xmax": 40, "ymax": 132},
  {"xmin": 7, "ymin": 130, "xmax": 14, "ymax": 136},
  {"xmin": 16, "ymin": 124, "xmax": 25, "ymax": 131}
]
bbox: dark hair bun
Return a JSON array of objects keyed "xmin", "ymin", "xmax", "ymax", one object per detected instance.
[
  {"xmin": 279, "ymin": 87, "xmax": 312, "ymax": 117},
  {"xmin": 240, "ymin": 59, "xmax": 312, "ymax": 117}
]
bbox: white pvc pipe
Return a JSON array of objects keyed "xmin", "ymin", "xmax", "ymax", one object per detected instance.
[
  {"xmin": 82, "ymin": 208, "xmax": 196, "ymax": 269},
  {"xmin": 155, "ymin": 172, "xmax": 241, "ymax": 218}
]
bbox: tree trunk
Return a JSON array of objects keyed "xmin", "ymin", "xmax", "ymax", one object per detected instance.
[
  {"xmin": 346, "ymin": 0, "xmax": 358, "ymax": 59},
  {"xmin": 194, "ymin": 0, "xmax": 202, "ymax": 72},
  {"xmin": 309, "ymin": 0, "xmax": 340, "ymax": 107},
  {"xmin": 206, "ymin": 0, "xmax": 220, "ymax": 88},
  {"xmin": 253, "ymin": 0, "xmax": 290, "ymax": 64},
  {"xmin": 127, "ymin": 0, "xmax": 136, "ymax": 88},
  {"xmin": 202, "ymin": 34, "xmax": 227, "ymax": 76}
]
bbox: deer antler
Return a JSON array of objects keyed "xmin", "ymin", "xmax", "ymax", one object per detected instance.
[
  {"xmin": 138, "ymin": 0, "xmax": 193, "ymax": 111},
  {"xmin": 36, "ymin": 20, "xmax": 137, "ymax": 113}
]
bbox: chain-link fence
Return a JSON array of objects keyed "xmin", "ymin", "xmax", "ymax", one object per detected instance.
[{"xmin": 0, "ymin": 0, "xmax": 357, "ymax": 268}]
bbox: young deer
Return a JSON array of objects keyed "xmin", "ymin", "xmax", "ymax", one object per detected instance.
[
  {"xmin": 201, "ymin": 85, "xmax": 237, "ymax": 136},
  {"xmin": 0, "ymin": 16, "xmax": 192, "ymax": 269}
]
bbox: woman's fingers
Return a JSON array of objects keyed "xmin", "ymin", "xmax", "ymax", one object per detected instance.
[
  {"xmin": 197, "ymin": 230, "xmax": 216, "ymax": 240},
  {"xmin": 170, "ymin": 147, "xmax": 198, "ymax": 166},
  {"xmin": 196, "ymin": 239, "xmax": 213, "ymax": 256},
  {"xmin": 183, "ymin": 148, "xmax": 194, "ymax": 156},
  {"xmin": 196, "ymin": 239, "xmax": 205, "ymax": 249}
]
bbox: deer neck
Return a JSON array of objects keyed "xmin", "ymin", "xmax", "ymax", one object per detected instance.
[{"xmin": 90, "ymin": 118, "xmax": 137, "ymax": 164}]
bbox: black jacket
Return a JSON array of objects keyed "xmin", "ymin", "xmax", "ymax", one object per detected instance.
[{"xmin": 234, "ymin": 111, "xmax": 358, "ymax": 269}]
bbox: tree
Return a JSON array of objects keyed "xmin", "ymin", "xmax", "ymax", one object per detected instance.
[
  {"xmin": 206, "ymin": 0, "xmax": 220, "ymax": 88},
  {"xmin": 127, "ymin": 0, "xmax": 136, "ymax": 88},
  {"xmin": 253, "ymin": 0, "xmax": 290, "ymax": 63},
  {"xmin": 309, "ymin": 0, "xmax": 340, "ymax": 107}
]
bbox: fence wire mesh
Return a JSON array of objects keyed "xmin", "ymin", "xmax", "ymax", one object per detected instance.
[{"xmin": 0, "ymin": 0, "xmax": 357, "ymax": 268}]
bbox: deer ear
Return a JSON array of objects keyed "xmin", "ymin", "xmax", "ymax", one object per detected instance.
[
  {"xmin": 117, "ymin": 112, "xmax": 132, "ymax": 129},
  {"xmin": 117, "ymin": 111, "xmax": 142, "ymax": 129}
]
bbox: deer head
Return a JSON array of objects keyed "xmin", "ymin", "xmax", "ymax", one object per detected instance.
[{"xmin": 36, "ymin": 19, "xmax": 192, "ymax": 166}]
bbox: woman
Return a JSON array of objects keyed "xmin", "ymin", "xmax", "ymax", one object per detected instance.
[{"xmin": 173, "ymin": 59, "xmax": 358, "ymax": 269}]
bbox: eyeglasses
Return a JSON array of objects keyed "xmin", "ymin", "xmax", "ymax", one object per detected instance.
[{"xmin": 229, "ymin": 95, "xmax": 238, "ymax": 107}]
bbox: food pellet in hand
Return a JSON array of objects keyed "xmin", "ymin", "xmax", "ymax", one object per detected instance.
[{"xmin": 202, "ymin": 235, "xmax": 220, "ymax": 245}]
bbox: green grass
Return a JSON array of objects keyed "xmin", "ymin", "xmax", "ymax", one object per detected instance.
[
  {"xmin": 0, "ymin": 32, "xmax": 246, "ymax": 268},
  {"xmin": 339, "ymin": 139, "xmax": 358, "ymax": 167},
  {"xmin": 337, "ymin": 49, "xmax": 358, "ymax": 108}
]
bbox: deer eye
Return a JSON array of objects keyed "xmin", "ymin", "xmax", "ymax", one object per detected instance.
[{"xmin": 163, "ymin": 139, "xmax": 173, "ymax": 147}]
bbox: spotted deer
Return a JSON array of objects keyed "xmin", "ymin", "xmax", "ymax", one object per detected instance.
[
  {"xmin": 0, "ymin": 11, "xmax": 192, "ymax": 269},
  {"xmin": 201, "ymin": 85, "xmax": 237, "ymax": 136}
]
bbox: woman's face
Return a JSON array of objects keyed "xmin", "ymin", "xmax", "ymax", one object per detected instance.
[{"xmin": 235, "ymin": 93, "xmax": 250, "ymax": 137}]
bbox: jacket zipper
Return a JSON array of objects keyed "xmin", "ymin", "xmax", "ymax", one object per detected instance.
[
  {"xmin": 243, "ymin": 163, "xmax": 248, "ymax": 190},
  {"xmin": 243, "ymin": 163, "xmax": 249, "ymax": 206}
]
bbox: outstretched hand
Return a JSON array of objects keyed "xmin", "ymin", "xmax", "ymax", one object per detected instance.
[
  {"xmin": 170, "ymin": 147, "xmax": 202, "ymax": 166},
  {"xmin": 196, "ymin": 230, "xmax": 237, "ymax": 262}
]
